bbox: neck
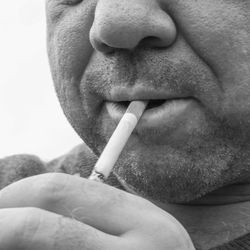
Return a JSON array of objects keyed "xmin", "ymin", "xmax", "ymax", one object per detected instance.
[
  {"xmin": 117, "ymin": 175, "xmax": 250, "ymax": 249},
  {"xmin": 188, "ymin": 183, "xmax": 250, "ymax": 205},
  {"xmin": 151, "ymin": 183, "xmax": 250, "ymax": 249}
]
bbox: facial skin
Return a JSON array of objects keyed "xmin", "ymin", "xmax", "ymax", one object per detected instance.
[{"xmin": 46, "ymin": 0, "xmax": 250, "ymax": 203}]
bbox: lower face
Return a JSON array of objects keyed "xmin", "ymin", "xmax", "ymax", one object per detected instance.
[{"xmin": 46, "ymin": 0, "xmax": 250, "ymax": 203}]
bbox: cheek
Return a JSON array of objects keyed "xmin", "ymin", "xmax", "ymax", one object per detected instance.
[
  {"xmin": 168, "ymin": 0, "xmax": 250, "ymax": 121},
  {"xmin": 52, "ymin": 29, "xmax": 92, "ymax": 81},
  {"xmin": 47, "ymin": 3, "xmax": 95, "ymax": 82},
  {"xmin": 169, "ymin": 1, "xmax": 250, "ymax": 68},
  {"xmin": 46, "ymin": 3, "xmax": 100, "ymax": 144}
]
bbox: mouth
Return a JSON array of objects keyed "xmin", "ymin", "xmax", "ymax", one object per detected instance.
[
  {"xmin": 118, "ymin": 99, "xmax": 167, "ymax": 110},
  {"xmin": 102, "ymin": 85, "xmax": 200, "ymax": 135},
  {"xmin": 105, "ymin": 97, "xmax": 196, "ymax": 131}
]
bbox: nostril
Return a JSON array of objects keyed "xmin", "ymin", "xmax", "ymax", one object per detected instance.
[
  {"xmin": 90, "ymin": 1, "xmax": 177, "ymax": 53},
  {"xmin": 139, "ymin": 36, "xmax": 165, "ymax": 48},
  {"xmin": 91, "ymin": 37, "xmax": 115, "ymax": 54}
]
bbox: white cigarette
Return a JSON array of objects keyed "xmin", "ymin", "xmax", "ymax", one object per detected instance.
[{"xmin": 88, "ymin": 100, "xmax": 148, "ymax": 182}]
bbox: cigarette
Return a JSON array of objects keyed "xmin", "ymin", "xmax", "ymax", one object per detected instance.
[{"xmin": 88, "ymin": 100, "xmax": 148, "ymax": 182}]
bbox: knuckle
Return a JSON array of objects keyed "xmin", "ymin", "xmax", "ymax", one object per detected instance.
[{"xmin": 33, "ymin": 173, "xmax": 71, "ymax": 206}]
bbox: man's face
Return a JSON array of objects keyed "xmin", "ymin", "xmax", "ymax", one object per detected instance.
[{"xmin": 46, "ymin": 0, "xmax": 250, "ymax": 203}]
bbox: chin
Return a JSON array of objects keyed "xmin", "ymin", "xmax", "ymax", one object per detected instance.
[{"xmin": 110, "ymin": 140, "xmax": 241, "ymax": 204}]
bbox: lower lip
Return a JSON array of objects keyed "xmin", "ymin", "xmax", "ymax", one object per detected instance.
[{"xmin": 105, "ymin": 98, "xmax": 195, "ymax": 130}]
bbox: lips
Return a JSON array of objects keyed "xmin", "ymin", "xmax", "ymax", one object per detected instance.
[
  {"xmin": 108, "ymin": 86, "xmax": 191, "ymax": 102},
  {"xmin": 106, "ymin": 97, "xmax": 194, "ymax": 126},
  {"xmin": 104, "ymin": 86, "xmax": 197, "ymax": 132}
]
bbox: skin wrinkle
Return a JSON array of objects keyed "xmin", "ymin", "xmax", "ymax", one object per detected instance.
[
  {"xmin": 83, "ymin": 47, "xmax": 218, "ymax": 103},
  {"xmin": 165, "ymin": 1, "xmax": 250, "ymax": 90},
  {"xmin": 158, "ymin": 4, "xmax": 224, "ymax": 92},
  {"xmin": 178, "ymin": 30, "xmax": 224, "ymax": 92}
]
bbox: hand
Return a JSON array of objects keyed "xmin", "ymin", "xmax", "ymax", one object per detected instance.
[{"xmin": 0, "ymin": 173, "xmax": 195, "ymax": 250}]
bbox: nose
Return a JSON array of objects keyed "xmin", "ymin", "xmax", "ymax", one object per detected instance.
[{"xmin": 90, "ymin": 0, "xmax": 177, "ymax": 53}]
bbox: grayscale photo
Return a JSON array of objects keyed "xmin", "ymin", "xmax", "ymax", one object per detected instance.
[{"xmin": 1, "ymin": 0, "xmax": 250, "ymax": 249}]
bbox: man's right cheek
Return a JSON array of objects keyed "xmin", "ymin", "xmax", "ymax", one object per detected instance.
[
  {"xmin": 47, "ymin": 7, "xmax": 96, "ymax": 80},
  {"xmin": 48, "ymin": 30, "xmax": 93, "ymax": 81}
]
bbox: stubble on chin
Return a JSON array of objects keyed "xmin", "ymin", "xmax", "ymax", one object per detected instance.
[{"xmin": 112, "ymin": 138, "xmax": 244, "ymax": 204}]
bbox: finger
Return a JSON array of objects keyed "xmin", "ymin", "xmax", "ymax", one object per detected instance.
[
  {"xmin": 0, "ymin": 173, "xmax": 164, "ymax": 235},
  {"xmin": 0, "ymin": 207, "xmax": 127, "ymax": 250}
]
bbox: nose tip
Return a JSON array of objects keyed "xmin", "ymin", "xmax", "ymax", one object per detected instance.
[{"xmin": 90, "ymin": 0, "xmax": 177, "ymax": 53}]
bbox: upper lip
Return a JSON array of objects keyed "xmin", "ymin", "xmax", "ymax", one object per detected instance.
[{"xmin": 107, "ymin": 85, "xmax": 192, "ymax": 102}]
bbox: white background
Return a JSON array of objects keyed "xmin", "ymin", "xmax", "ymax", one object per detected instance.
[{"xmin": 0, "ymin": 0, "xmax": 82, "ymax": 160}]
